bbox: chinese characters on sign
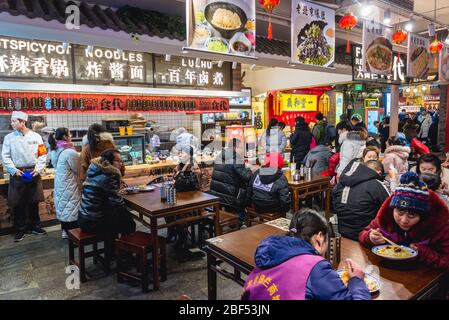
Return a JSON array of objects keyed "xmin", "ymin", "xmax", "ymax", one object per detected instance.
[
  {"xmin": 280, "ymin": 94, "xmax": 317, "ymax": 112},
  {"xmin": 0, "ymin": 37, "xmax": 72, "ymax": 82},
  {"xmin": 295, "ymin": 2, "xmax": 326, "ymax": 20},
  {"xmin": 154, "ymin": 55, "xmax": 231, "ymax": 90},
  {"xmin": 0, "ymin": 36, "xmax": 232, "ymax": 91},
  {"xmin": 74, "ymin": 45, "xmax": 152, "ymax": 84}
]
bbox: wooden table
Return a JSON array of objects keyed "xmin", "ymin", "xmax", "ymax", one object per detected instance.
[
  {"xmin": 204, "ymin": 223, "xmax": 447, "ymax": 300},
  {"xmin": 123, "ymin": 185, "xmax": 220, "ymax": 290},
  {"xmin": 283, "ymin": 171, "xmax": 332, "ymax": 220}
]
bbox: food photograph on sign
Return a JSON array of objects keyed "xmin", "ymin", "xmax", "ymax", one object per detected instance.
[
  {"xmin": 407, "ymin": 34, "xmax": 430, "ymax": 79},
  {"xmin": 439, "ymin": 46, "xmax": 449, "ymax": 83},
  {"xmin": 186, "ymin": 0, "xmax": 256, "ymax": 57},
  {"xmin": 291, "ymin": 0, "xmax": 335, "ymax": 67},
  {"xmin": 362, "ymin": 21, "xmax": 393, "ymax": 76}
]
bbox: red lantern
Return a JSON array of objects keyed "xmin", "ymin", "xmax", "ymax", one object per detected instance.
[
  {"xmin": 392, "ymin": 29, "xmax": 408, "ymax": 60},
  {"xmin": 430, "ymin": 39, "xmax": 443, "ymax": 68},
  {"xmin": 259, "ymin": 0, "xmax": 280, "ymax": 40},
  {"xmin": 338, "ymin": 13, "xmax": 358, "ymax": 53}
]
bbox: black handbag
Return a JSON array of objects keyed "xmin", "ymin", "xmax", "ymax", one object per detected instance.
[{"xmin": 174, "ymin": 164, "xmax": 199, "ymax": 192}]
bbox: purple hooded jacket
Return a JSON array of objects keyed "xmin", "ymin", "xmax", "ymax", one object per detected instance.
[{"xmin": 242, "ymin": 235, "xmax": 371, "ymax": 300}]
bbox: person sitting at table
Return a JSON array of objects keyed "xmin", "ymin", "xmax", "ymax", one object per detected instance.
[
  {"xmin": 411, "ymin": 153, "xmax": 449, "ymax": 195},
  {"xmin": 332, "ymin": 160, "xmax": 390, "ymax": 241},
  {"xmin": 209, "ymin": 138, "xmax": 252, "ymax": 226},
  {"xmin": 245, "ymin": 152, "xmax": 290, "ymax": 215},
  {"xmin": 78, "ymin": 149, "xmax": 136, "ymax": 240},
  {"xmin": 303, "ymin": 142, "xmax": 333, "ymax": 176},
  {"xmin": 242, "ymin": 209, "xmax": 371, "ymax": 300},
  {"xmin": 359, "ymin": 172, "xmax": 449, "ymax": 272}
]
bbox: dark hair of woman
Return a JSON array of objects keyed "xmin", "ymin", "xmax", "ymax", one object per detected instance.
[
  {"xmin": 278, "ymin": 122, "xmax": 286, "ymax": 130},
  {"xmin": 288, "ymin": 208, "xmax": 329, "ymax": 242},
  {"xmin": 387, "ymin": 136, "xmax": 404, "ymax": 146},
  {"xmin": 419, "ymin": 172, "xmax": 441, "ymax": 191},
  {"xmin": 416, "ymin": 153, "xmax": 442, "ymax": 174},
  {"xmin": 48, "ymin": 127, "xmax": 70, "ymax": 151},
  {"xmin": 100, "ymin": 148, "xmax": 120, "ymax": 165},
  {"xmin": 267, "ymin": 118, "xmax": 279, "ymax": 136},
  {"xmin": 87, "ymin": 123, "xmax": 107, "ymax": 152}
]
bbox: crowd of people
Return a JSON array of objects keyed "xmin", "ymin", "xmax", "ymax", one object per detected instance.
[{"xmin": 3, "ymin": 108, "xmax": 449, "ymax": 300}]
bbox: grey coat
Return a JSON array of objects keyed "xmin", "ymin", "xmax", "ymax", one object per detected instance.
[{"xmin": 304, "ymin": 145, "xmax": 333, "ymax": 176}]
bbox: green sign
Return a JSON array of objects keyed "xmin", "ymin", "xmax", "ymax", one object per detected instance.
[{"xmin": 354, "ymin": 84, "xmax": 363, "ymax": 91}]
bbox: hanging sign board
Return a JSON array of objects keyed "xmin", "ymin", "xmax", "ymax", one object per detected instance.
[
  {"xmin": 362, "ymin": 20, "xmax": 393, "ymax": 76},
  {"xmin": 185, "ymin": 0, "xmax": 256, "ymax": 57},
  {"xmin": 407, "ymin": 33, "xmax": 430, "ymax": 80},
  {"xmin": 290, "ymin": 0, "xmax": 335, "ymax": 67}
]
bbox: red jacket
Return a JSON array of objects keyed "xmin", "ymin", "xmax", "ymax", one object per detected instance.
[
  {"xmin": 359, "ymin": 190, "xmax": 449, "ymax": 272},
  {"xmin": 327, "ymin": 152, "xmax": 340, "ymax": 177}
]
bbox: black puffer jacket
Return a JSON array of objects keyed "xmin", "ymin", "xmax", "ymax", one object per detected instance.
[
  {"xmin": 246, "ymin": 168, "xmax": 291, "ymax": 214},
  {"xmin": 332, "ymin": 159, "xmax": 390, "ymax": 241},
  {"xmin": 78, "ymin": 157, "xmax": 129, "ymax": 227},
  {"xmin": 209, "ymin": 149, "xmax": 252, "ymax": 211},
  {"xmin": 290, "ymin": 124, "xmax": 312, "ymax": 165}
]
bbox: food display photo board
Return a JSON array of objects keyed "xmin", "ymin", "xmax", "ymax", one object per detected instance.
[
  {"xmin": 407, "ymin": 33, "xmax": 430, "ymax": 80},
  {"xmin": 290, "ymin": 0, "xmax": 335, "ymax": 67},
  {"xmin": 185, "ymin": 0, "xmax": 256, "ymax": 57},
  {"xmin": 362, "ymin": 20, "xmax": 393, "ymax": 76}
]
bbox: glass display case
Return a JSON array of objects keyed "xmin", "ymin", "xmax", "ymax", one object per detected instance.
[{"xmin": 113, "ymin": 134, "xmax": 145, "ymax": 166}]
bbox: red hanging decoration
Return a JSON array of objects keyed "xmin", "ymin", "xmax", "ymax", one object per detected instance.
[
  {"xmin": 338, "ymin": 13, "xmax": 358, "ymax": 53},
  {"xmin": 259, "ymin": 0, "xmax": 280, "ymax": 40},
  {"xmin": 392, "ymin": 29, "xmax": 408, "ymax": 60},
  {"xmin": 430, "ymin": 38, "xmax": 443, "ymax": 68}
]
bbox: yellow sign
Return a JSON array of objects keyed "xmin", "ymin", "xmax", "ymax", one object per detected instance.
[
  {"xmin": 281, "ymin": 94, "xmax": 317, "ymax": 112},
  {"xmin": 319, "ymin": 93, "xmax": 330, "ymax": 116}
]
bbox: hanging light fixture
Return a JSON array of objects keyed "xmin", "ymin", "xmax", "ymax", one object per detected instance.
[
  {"xmin": 383, "ymin": 8, "xmax": 391, "ymax": 25},
  {"xmin": 422, "ymin": 85, "xmax": 428, "ymax": 91},
  {"xmin": 361, "ymin": 0, "xmax": 373, "ymax": 18},
  {"xmin": 338, "ymin": 12, "xmax": 358, "ymax": 54},
  {"xmin": 258, "ymin": 0, "xmax": 280, "ymax": 40},
  {"xmin": 428, "ymin": 23, "xmax": 436, "ymax": 37},
  {"xmin": 405, "ymin": 13, "xmax": 414, "ymax": 32},
  {"xmin": 406, "ymin": 87, "xmax": 411, "ymax": 93}
]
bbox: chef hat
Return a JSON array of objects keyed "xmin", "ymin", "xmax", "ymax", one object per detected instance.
[{"xmin": 11, "ymin": 111, "xmax": 28, "ymax": 122}]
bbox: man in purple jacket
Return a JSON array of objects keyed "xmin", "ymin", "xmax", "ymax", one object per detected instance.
[{"xmin": 242, "ymin": 210, "xmax": 371, "ymax": 300}]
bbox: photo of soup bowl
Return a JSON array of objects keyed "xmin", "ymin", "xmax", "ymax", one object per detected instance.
[{"xmin": 365, "ymin": 38, "xmax": 393, "ymax": 74}]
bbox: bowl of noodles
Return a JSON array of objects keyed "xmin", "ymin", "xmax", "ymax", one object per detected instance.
[
  {"xmin": 337, "ymin": 270, "xmax": 381, "ymax": 294},
  {"xmin": 372, "ymin": 244, "xmax": 418, "ymax": 261},
  {"xmin": 365, "ymin": 37, "xmax": 393, "ymax": 74},
  {"xmin": 205, "ymin": 1, "xmax": 248, "ymax": 39}
]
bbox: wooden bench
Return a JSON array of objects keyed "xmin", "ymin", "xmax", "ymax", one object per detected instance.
[
  {"xmin": 115, "ymin": 231, "xmax": 167, "ymax": 292},
  {"xmin": 68, "ymin": 228, "xmax": 111, "ymax": 283}
]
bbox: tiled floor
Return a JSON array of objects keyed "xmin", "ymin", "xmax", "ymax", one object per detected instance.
[{"xmin": 0, "ymin": 224, "xmax": 243, "ymax": 300}]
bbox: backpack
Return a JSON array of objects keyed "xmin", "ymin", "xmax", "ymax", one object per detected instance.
[{"xmin": 324, "ymin": 125, "xmax": 337, "ymax": 145}]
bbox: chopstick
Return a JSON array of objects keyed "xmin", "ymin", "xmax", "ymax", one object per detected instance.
[{"xmin": 370, "ymin": 229, "xmax": 401, "ymax": 247}]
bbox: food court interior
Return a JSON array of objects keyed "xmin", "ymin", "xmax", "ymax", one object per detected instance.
[{"xmin": 1, "ymin": 0, "xmax": 449, "ymax": 301}]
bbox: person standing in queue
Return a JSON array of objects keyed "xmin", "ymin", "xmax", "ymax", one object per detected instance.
[{"xmin": 1, "ymin": 111, "xmax": 48, "ymax": 242}]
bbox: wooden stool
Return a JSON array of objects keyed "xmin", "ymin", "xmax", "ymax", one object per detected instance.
[
  {"xmin": 246, "ymin": 207, "xmax": 285, "ymax": 227},
  {"xmin": 68, "ymin": 228, "xmax": 111, "ymax": 283},
  {"xmin": 115, "ymin": 231, "xmax": 167, "ymax": 293}
]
